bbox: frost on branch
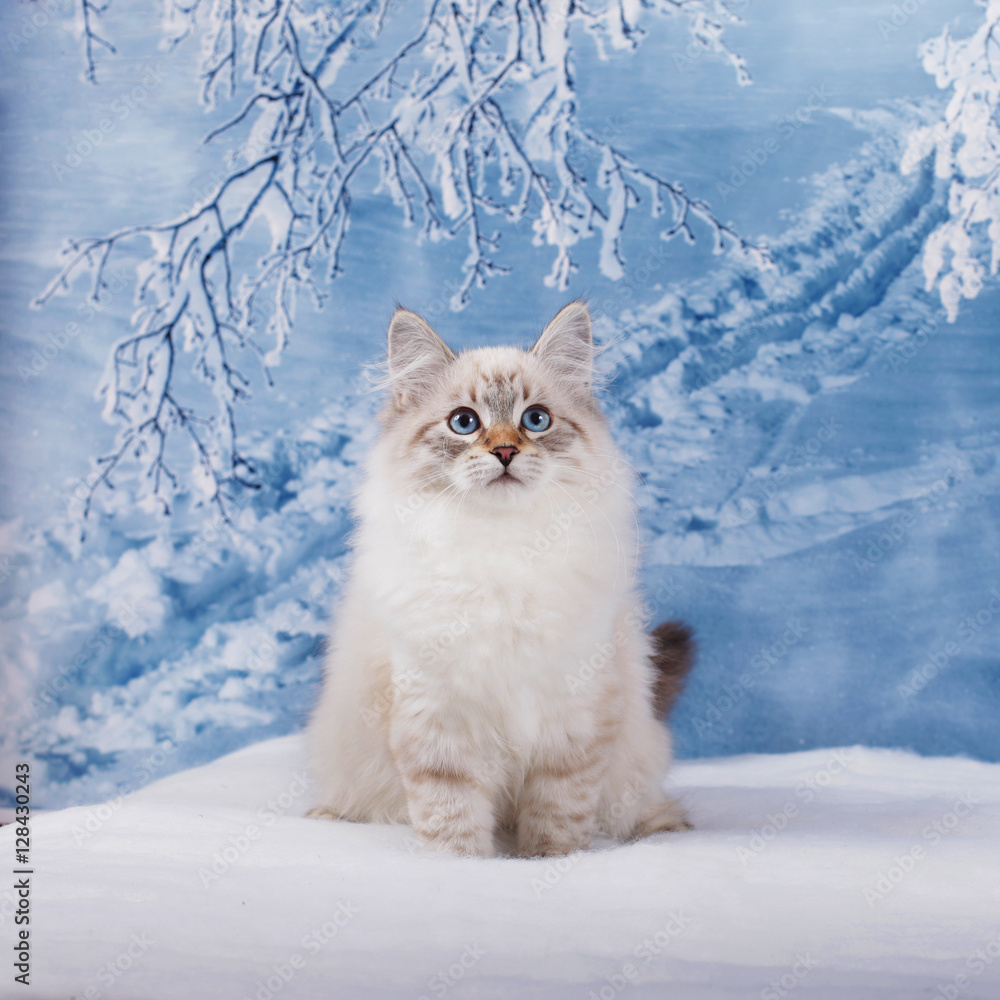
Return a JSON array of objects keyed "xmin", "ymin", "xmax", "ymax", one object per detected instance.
[
  {"xmin": 40, "ymin": 0, "xmax": 764, "ymax": 523},
  {"xmin": 902, "ymin": 0, "xmax": 1000, "ymax": 320}
]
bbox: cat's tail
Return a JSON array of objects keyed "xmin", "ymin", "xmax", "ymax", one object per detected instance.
[{"xmin": 649, "ymin": 621, "xmax": 695, "ymax": 720}]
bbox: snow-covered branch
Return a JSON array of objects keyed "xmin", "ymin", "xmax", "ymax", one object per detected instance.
[
  {"xmin": 34, "ymin": 156, "xmax": 278, "ymax": 520},
  {"xmin": 902, "ymin": 0, "xmax": 1000, "ymax": 320},
  {"xmin": 42, "ymin": 0, "xmax": 762, "ymax": 522}
]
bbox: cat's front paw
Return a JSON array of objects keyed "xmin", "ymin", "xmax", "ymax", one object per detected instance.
[
  {"xmin": 307, "ymin": 805, "xmax": 345, "ymax": 821},
  {"xmin": 636, "ymin": 796, "xmax": 692, "ymax": 837},
  {"xmin": 517, "ymin": 829, "xmax": 592, "ymax": 857},
  {"xmin": 416, "ymin": 827, "xmax": 496, "ymax": 858}
]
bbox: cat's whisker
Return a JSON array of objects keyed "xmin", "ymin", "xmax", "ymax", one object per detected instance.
[
  {"xmin": 556, "ymin": 460, "xmax": 644, "ymax": 567},
  {"xmin": 547, "ymin": 458, "xmax": 649, "ymax": 514},
  {"xmin": 564, "ymin": 471, "xmax": 642, "ymax": 575},
  {"xmin": 540, "ymin": 482, "xmax": 579, "ymax": 571},
  {"xmin": 545, "ymin": 473, "xmax": 628, "ymax": 583},
  {"xmin": 407, "ymin": 481, "xmax": 466, "ymax": 545},
  {"xmin": 422, "ymin": 482, "xmax": 469, "ymax": 534},
  {"xmin": 546, "ymin": 479, "xmax": 601, "ymax": 574}
]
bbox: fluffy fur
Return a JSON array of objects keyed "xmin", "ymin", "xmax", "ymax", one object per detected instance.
[{"xmin": 307, "ymin": 302, "xmax": 693, "ymax": 857}]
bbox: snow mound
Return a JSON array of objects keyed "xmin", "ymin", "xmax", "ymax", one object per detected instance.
[{"xmin": 4, "ymin": 737, "xmax": 999, "ymax": 999}]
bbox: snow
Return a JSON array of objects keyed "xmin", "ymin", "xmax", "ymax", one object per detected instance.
[
  {"xmin": 84, "ymin": 549, "xmax": 168, "ymax": 638},
  {"xmin": 901, "ymin": 0, "xmax": 1000, "ymax": 318},
  {"xmin": 3, "ymin": 737, "xmax": 999, "ymax": 999}
]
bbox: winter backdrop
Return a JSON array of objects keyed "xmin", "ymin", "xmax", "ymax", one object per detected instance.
[{"xmin": 1, "ymin": 0, "xmax": 999, "ymax": 810}]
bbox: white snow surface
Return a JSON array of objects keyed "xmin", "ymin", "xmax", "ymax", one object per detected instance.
[{"xmin": 5, "ymin": 737, "xmax": 1000, "ymax": 1000}]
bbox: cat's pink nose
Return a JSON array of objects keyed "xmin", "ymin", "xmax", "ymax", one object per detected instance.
[{"xmin": 491, "ymin": 445, "xmax": 519, "ymax": 467}]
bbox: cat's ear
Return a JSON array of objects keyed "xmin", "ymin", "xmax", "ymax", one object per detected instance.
[
  {"xmin": 531, "ymin": 301, "xmax": 594, "ymax": 393},
  {"xmin": 387, "ymin": 308, "xmax": 456, "ymax": 406}
]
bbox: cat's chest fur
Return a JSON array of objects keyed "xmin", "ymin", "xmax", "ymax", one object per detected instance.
[{"xmin": 354, "ymin": 489, "xmax": 629, "ymax": 745}]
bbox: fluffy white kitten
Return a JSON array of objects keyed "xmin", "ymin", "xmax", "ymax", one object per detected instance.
[{"xmin": 308, "ymin": 302, "xmax": 693, "ymax": 857}]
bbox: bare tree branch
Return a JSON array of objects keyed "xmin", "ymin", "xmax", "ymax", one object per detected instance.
[
  {"xmin": 42, "ymin": 0, "xmax": 765, "ymax": 524},
  {"xmin": 78, "ymin": 0, "xmax": 117, "ymax": 83}
]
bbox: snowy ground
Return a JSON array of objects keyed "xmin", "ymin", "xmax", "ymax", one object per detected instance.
[{"xmin": 4, "ymin": 736, "xmax": 1000, "ymax": 1000}]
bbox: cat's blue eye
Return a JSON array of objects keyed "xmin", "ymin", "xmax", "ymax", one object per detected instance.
[
  {"xmin": 448, "ymin": 408, "xmax": 481, "ymax": 435},
  {"xmin": 521, "ymin": 406, "xmax": 552, "ymax": 432}
]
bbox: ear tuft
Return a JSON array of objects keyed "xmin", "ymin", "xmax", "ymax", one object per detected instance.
[
  {"xmin": 387, "ymin": 308, "xmax": 455, "ymax": 406},
  {"xmin": 531, "ymin": 301, "xmax": 594, "ymax": 394}
]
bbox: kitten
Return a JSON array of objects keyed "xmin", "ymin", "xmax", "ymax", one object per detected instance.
[{"xmin": 307, "ymin": 301, "xmax": 694, "ymax": 857}]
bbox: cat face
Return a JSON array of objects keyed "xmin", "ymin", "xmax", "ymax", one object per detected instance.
[{"xmin": 382, "ymin": 302, "xmax": 607, "ymax": 507}]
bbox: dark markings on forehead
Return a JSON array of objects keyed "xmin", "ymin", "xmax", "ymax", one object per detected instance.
[{"xmin": 481, "ymin": 372, "xmax": 523, "ymax": 422}]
